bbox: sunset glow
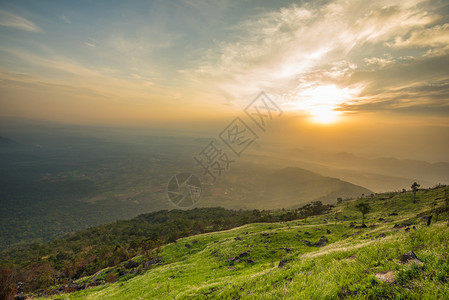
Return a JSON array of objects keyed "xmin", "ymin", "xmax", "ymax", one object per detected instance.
[
  {"xmin": 0, "ymin": 0, "xmax": 448, "ymax": 160},
  {"xmin": 1, "ymin": 2, "xmax": 449, "ymax": 297}
]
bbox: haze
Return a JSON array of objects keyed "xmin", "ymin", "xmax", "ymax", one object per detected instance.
[{"xmin": 1, "ymin": 0, "xmax": 448, "ymax": 162}]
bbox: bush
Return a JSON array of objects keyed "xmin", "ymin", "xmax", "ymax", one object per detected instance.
[{"xmin": 106, "ymin": 272, "xmax": 117, "ymax": 283}]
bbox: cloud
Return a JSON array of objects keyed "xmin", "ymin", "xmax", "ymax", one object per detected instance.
[
  {"xmin": 182, "ymin": 0, "xmax": 448, "ymax": 117},
  {"xmin": 364, "ymin": 57, "xmax": 394, "ymax": 68},
  {"xmin": 84, "ymin": 42, "xmax": 96, "ymax": 48},
  {"xmin": 60, "ymin": 15, "xmax": 71, "ymax": 24},
  {"xmin": 388, "ymin": 23, "xmax": 449, "ymax": 48},
  {"xmin": 342, "ymin": 53, "xmax": 449, "ymax": 114},
  {"xmin": 0, "ymin": 10, "xmax": 42, "ymax": 32}
]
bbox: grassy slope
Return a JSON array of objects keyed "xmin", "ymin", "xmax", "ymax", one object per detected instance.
[{"xmin": 43, "ymin": 187, "xmax": 449, "ymax": 299}]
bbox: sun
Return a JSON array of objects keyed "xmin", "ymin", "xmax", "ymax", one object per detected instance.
[
  {"xmin": 309, "ymin": 106, "xmax": 341, "ymax": 124},
  {"xmin": 290, "ymin": 84, "xmax": 355, "ymax": 124},
  {"xmin": 304, "ymin": 85, "xmax": 346, "ymax": 124},
  {"xmin": 284, "ymin": 84, "xmax": 360, "ymax": 124}
]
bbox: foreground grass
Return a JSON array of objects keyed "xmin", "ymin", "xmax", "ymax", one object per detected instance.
[{"xmin": 43, "ymin": 187, "xmax": 449, "ymax": 299}]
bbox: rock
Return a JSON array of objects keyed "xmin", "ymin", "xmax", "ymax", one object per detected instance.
[
  {"xmin": 239, "ymin": 251, "xmax": 250, "ymax": 257},
  {"xmin": 11, "ymin": 293, "xmax": 25, "ymax": 300},
  {"xmin": 304, "ymin": 232, "xmax": 311, "ymax": 235},
  {"xmin": 345, "ymin": 254, "xmax": 357, "ymax": 260},
  {"xmin": 235, "ymin": 236, "xmax": 242, "ymax": 241},
  {"xmin": 393, "ymin": 224, "xmax": 405, "ymax": 229},
  {"xmin": 185, "ymin": 243, "xmax": 191, "ymax": 249},
  {"xmin": 124, "ymin": 260, "xmax": 139, "ymax": 269},
  {"xmin": 67, "ymin": 282, "xmax": 86, "ymax": 291},
  {"xmin": 421, "ymin": 215, "xmax": 433, "ymax": 226},
  {"xmin": 315, "ymin": 237, "xmax": 328, "ymax": 247},
  {"xmin": 246, "ymin": 258, "xmax": 255, "ymax": 264},
  {"xmin": 192, "ymin": 239, "xmax": 199, "ymax": 243},
  {"xmin": 261, "ymin": 233, "xmax": 269, "ymax": 236},
  {"xmin": 326, "ymin": 229, "xmax": 331, "ymax": 234},
  {"xmin": 16, "ymin": 282, "xmax": 24, "ymax": 293},
  {"xmin": 375, "ymin": 270, "xmax": 396, "ymax": 283},
  {"xmin": 148, "ymin": 257, "xmax": 161, "ymax": 265},
  {"xmin": 389, "ymin": 213, "xmax": 398, "ymax": 216},
  {"xmin": 300, "ymin": 239, "xmax": 312, "ymax": 246},
  {"xmin": 399, "ymin": 251, "xmax": 423, "ymax": 266},
  {"xmin": 278, "ymin": 260, "xmax": 287, "ymax": 268},
  {"xmin": 378, "ymin": 218, "xmax": 385, "ymax": 221},
  {"xmin": 143, "ymin": 258, "xmax": 158, "ymax": 269},
  {"xmin": 375, "ymin": 233, "xmax": 386, "ymax": 239}
]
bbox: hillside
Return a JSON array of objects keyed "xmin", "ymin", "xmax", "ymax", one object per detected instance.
[
  {"xmin": 3, "ymin": 186, "xmax": 448, "ymax": 299},
  {"xmin": 0, "ymin": 131, "xmax": 371, "ymax": 252}
]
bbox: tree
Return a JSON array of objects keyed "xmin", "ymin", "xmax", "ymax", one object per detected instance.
[
  {"xmin": 301, "ymin": 204, "xmax": 312, "ymax": 223},
  {"xmin": 411, "ymin": 182, "xmax": 420, "ymax": 203},
  {"xmin": 444, "ymin": 189, "xmax": 449, "ymax": 226},
  {"xmin": 355, "ymin": 202, "xmax": 372, "ymax": 228}
]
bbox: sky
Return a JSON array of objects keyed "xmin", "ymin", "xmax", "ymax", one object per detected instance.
[{"xmin": 0, "ymin": 0, "xmax": 448, "ymax": 161}]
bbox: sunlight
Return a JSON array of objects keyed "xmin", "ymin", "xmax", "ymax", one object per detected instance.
[
  {"xmin": 309, "ymin": 105, "xmax": 341, "ymax": 124},
  {"xmin": 285, "ymin": 84, "xmax": 359, "ymax": 124},
  {"xmin": 306, "ymin": 85, "xmax": 345, "ymax": 124}
]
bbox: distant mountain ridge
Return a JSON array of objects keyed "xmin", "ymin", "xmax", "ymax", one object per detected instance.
[
  {"xmin": 203, "ymin": 166, "xmax": 372, "ymax": 209},
  {"xmin": 0, "ymin": 136, "xmax": 18, "ymax": 147},
  {"xmin": 326, "ymin": 152, "xmax": 449, "ymax": 185},
  {"xmin": 282, "ymin": 148, "xmax": 449, "ymax": 192}
]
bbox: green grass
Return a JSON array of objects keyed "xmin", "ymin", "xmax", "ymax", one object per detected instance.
[{"xmin": 41, "ymin": 187, "xmax": 449, "ymax": 299}]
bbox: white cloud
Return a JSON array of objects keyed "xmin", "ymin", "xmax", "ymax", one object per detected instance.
[
  {"xmin": 364, "ymin": 57, "xmax": 393, "ymax": 68},
  {"xmin": 84, "ymin": 42, "xmax": 96, "ymax": 48},
  {"xmin": 60, "ymin": 15, "xmax": 71, "ymax": 24},
  {"xmin": 388, "ymin": 23, "xmax": 449, "ymax": 48},
  {"xmin": 184, "ymin": 0, "xmax": 443, "ymax": 110},
  {"xmin": 0, "ymin": 10, "xmax": 42, "ymax": 32}
]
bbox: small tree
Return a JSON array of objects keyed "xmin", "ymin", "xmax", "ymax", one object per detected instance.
[
  {"xmin": 355, "ymin": 202, "xmax": 372, "ymax": 227},
  {"xmin": 411, "ymin": 182, "xmax": 420, "ymax": 203},
  {"xmin": 444, "ymin": 189, "xmax": 449, "ymax": 226},
  {"xmin": 301, "ymin": 204, "xmax": 312, "ymax": 223}
]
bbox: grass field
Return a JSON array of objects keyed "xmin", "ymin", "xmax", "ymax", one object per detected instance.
[{"xmin": 41, "ymin": 187, "xmax": 449, "ymax": 299}]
